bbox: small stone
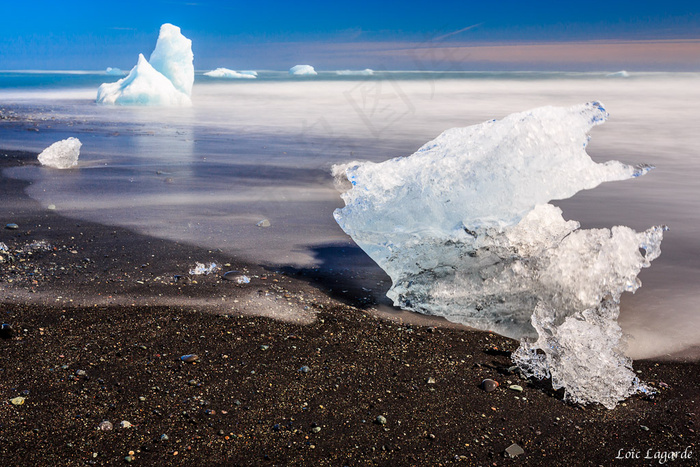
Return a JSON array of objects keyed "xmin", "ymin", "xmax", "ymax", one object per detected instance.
[
  {"xmin": 256, "ymin": 219, "xmax": 271, "ymax": 228},
  {"xmin": 98, "ymin": 420, "xmax": 113, "ymax": 431},
  {"xmin": 427, "ymin": 377, "xmax": 436, "ymax": 384},
  {"xmin": 260, "ymin": 345, "xmax": 270, "ymax": 351},
  {"xmin": 640, "ymin": 425, "xmax": 650, "ymax": 431},
  {"xmin": 124, "ymin": 456, "xmax": 133, "ymax": 463},
  {"xmin": 218, "ymin": 430, "xmax": 225, "ymax": 436},
  {"xmin": 48, "ymin": 204, "xmax": 56, "ymax": 210},
  {"xmin": 480, "ymin": 379, "xmax": 499, "ymax": 392},
  {"xmin": 139, "ymin": 396, "xmax": 146, "ymax": 401},
  {"xmin": 120, "ymin": 421, "xmax": 133, "ymax": 429},
  {"xmin": 311, "ymin": 426, "xmax": 321, "ymax": 433},
  {"xmin": 10, "ymin": 396, "xmax": 25, "ymax": 406},
  {"xmin": 180, "ymin": 354, "xmax": 199, "ymax": 363},
  {"xmin": 76, "ymin": 369, "xmax": 87, "ymax": 377},
  {"xmin": 222, "ymin": 270, "xmax": 242, "ymax": 281},
  {"xmin": 299, "ymin": 366, "xmax": 310, "ymax": 373},
  {"xmin": 0, "ymin": 324, "xmax": 14, "ymax": 339},
  {"xmin": 375, "ymin": 415, "xmax": 387, "ymax": 425},
  {"xmin": 505, "ymin": 443, "xmax": 525, "ymax": 458},
  {"xmin": 508, "ymin": 384, "xmax": 523, "ymax": 392},
  {"xmin": 160, "ymin": 434, "xmax": 169, "ymax": 441},
  {"xmin": 5, "ymin": 223, "xmax": 18, "ymax": 230}
]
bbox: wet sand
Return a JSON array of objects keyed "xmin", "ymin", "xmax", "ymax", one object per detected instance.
[{"xmin": 1, "ymin": 150, "xmax": 698, "ymax": 465}]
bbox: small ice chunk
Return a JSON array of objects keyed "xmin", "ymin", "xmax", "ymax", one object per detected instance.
[
  {"xmin": 105, "ymin": 67, "xmax": 125, "ymax": 76},
  {"xmin": 336, "ymin": 69, "xmax": 374, "ymax": 76},
  {"xmin": 204, "ymin": 68, "xmax": 257, "ymax": 79},
  {"xmin": 189, "ymin": 262, "xmax": 220, "ymax": 275},
  {"xmin": 236, "ymin": 275, "xmax": 251, "ymax": 284},
  {"xmin": 289, "ymin": 65, "xmax": 317, "ymax": 76},
  {"xmin": 97, "ymin": 54, "xmax": 191, "ymax": 106},
  {"xmin": 256, "ymin": 219, "xmax": 271, "ymax": 228},
  {"xmin": 38, "ymin": 137, "xmax": 81, "ymax": 169}
]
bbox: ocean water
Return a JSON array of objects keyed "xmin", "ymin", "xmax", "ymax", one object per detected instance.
[{"xmin": 1, "ymin": 70, "xmax": 699, "ymax": 359}]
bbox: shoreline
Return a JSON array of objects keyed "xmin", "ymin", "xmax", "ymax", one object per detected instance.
[{"xmin": 1, "ymin": 149, "xmax": 698, "ymax": 465}]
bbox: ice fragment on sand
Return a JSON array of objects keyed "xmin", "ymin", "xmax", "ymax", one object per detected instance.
[
  {"xmin": 289, "ymin": 65, "xmax": 317, "ymax": 76},
  {"xmin": 189, "ymin": 262, "xmax": 220, "ymax": 275},
  {"xmin": 97, "ymin": 24, "xmax": 193, "ymax": 106},
  {"xmin": 333, "ymin": 102, "xmax": 665, "ymax": 408},
  {"xmin": 38, "ymin": 137, "xmax": 81, "ymax": 169}
]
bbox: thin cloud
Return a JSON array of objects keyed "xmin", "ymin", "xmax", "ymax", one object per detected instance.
[{"xmin": 432, "ymin": 23, "xmax": 484, "ymax": 42}]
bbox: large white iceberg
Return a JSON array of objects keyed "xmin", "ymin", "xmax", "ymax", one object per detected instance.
[
  {"xmin": 204, "ymin": 68, "xmax": 257, "ymax": 79},
  {"xmin": 333, "ymin": 102, "xmax": 665, "ymax": 409},
  {"xmin": 97, "ymin": 23, "xmax": 193, "ymax": 106},
  {"xmin": 289, "ymin": 64, "xmax": 317, "ymax": 76},
  {"xmin": 38, "ymin": 137, "xmax": 82, "ymax": 169},
  {"xmin": 97, "ymin": 54, "xmax": 191, "ymax": 106}
]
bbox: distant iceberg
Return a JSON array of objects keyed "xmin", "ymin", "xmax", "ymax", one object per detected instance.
[
  {"xmin": 105, "ymin": 67, "xmax": 125, "ymax": 76},
  {"xmin": 336, "ymin": 69, "xmax": 374, "ymax": 76},
  {"xmin": 607, "ymin": 70, "xmax": 630, "ymax": 78},
  {"xmin": 38, "ymin": 137, "xmax": 81, "ymax": 169},
  {"xmin": 289, "ymin": 65, "xmax": 317, "ymax": 76},
  {"xmin": 204, "ymin": 68, "xmax": 257, "ymax": 79},
  {"xmin": 334, "ymin": 102, "xmax": 665, "ymax": 409},
  {"xmin": 97, "ymin": 23, "xmax": 193, "ymax": 106}
]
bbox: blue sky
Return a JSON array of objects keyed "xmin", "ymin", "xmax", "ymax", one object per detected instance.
[{"xmin": 1, "ymin": 1, "xmax": 699, "ymax": 70}]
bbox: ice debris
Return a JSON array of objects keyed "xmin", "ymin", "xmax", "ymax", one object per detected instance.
[
  {"xmin": 333, "ymin": 101, "xmax": 665, "ymax": 409},
  {"xmin": 189, "ymin": 262, "xmax": 220, "ymax": 275},
  {"xmin": 204, "ymin": 68, "xmax": 257, "ymax": 79},
  {"xmin": 105, "ymin": 67, "xmax": 125, "ymax": 76},
  {"xmin": 336, "ymin": 69, "xmax": 374, "ymax": 76},
  {"xmin": 289, "ymin": 65, "xmax": 317, "ymax": 76},
  {"xmin": 97, "ymin": 24, "xmax": 193, "ymax": 106},
  {"xmin": 38, "ymin": 137, "xmax": 81, "ymax": 169}
]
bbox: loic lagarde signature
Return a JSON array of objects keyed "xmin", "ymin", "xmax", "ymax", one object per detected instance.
[{"xmin": 333, "ymin": 102, "xmax": 666, "ymax": 409}]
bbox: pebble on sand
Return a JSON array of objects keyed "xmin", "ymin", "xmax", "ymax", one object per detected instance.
[
  {"xmin": 180, "ymin": 354, "xmax": 199, "ymax": 363},
  {"xmin": 5, "ymin": 223, "xmax": 18, "ymax": 230},
  {"xmin": 10, "ymin": 396, "xmax": 25, "ymax": 406},
  {"xmin": 98, "ymin": 420, "xmax": 114, "ymax": 431},
  {"xmin": 375, "ymin": 415, "xmax": 387, "ymax": 425},
  {"xmin": 480, "ymin": 379, "xmax": 499, "ymax": 392},
  {"xmin": 505, "ymin": 443, "xmax": 525, "ymax": 458},
  {"xmin": 0, "ymin": 324, "xmax": 14, "ymax": 339}
]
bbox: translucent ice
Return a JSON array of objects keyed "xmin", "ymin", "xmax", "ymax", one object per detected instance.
[
  {"xmin": 38, "ymin": 137, "xmax": 81, "ymax": 169},
  {"xmin": 333, "ymin": 102, "xmax": 664, "ymax": 408},
  {"xmin": 97, "ymin": 23, "xmax": 193, "ymax": 106},
  {"xmin": 148, "ymin": 23, "xmax": 195, "ymax": 96},
  {"xmin": 97, "ymin": 54, "xmax": 191, "ymax": 106},
  {"xmin": 204, "ymin": 68, "xmax": 257, "ymax": 79},
  {"xmin": 189, "ymin": 262, "xmax": 220, "ymax": 275},
  {"xmin": 289, "ymin": 65, "xmax": 317, "ymax": 76}
]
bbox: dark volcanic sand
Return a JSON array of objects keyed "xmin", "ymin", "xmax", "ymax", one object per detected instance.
[{"xmin": 1, "ymin": 150, "xmax": 698, "ymax": 466}]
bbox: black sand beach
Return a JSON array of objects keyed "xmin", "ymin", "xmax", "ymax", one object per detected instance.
[{"xmin": 1, "ymin": 150, "xmax": 698, "ymax": 466}]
